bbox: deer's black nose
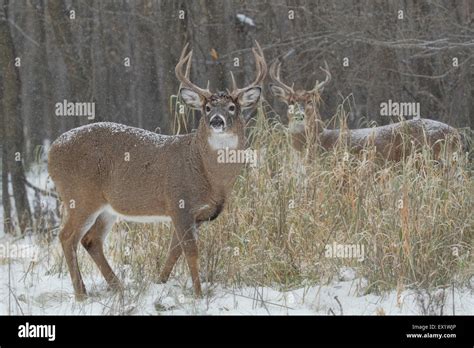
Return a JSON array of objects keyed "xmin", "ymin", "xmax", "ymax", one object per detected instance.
[{"xmin": 210, "ymin": 115, "xmax": 225, "ymax": 129}]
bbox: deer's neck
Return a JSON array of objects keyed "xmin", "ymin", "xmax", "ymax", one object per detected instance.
[
  {"xmin": 290, "ymin": 106, "xmax": 328, "ymax": 151},
  {"xmin": 193, "ymin": 121, "xmax": 245, "ymax": 201}
]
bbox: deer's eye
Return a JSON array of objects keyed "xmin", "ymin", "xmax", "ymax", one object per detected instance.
[
  {"xmin": 205, "ymin": 105, "xmax": 211, "ymax": 113},
  {"xmin": 228, "ymin": 104, "xmax": 236, "ymax": 113}
]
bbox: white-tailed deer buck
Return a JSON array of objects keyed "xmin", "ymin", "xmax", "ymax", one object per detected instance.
[
  {"xmin": 48, "ymin": 42, "xmax": 267, "ymax": 300},
  {"xmin": 269, "ymin": 59, "xmax": 461, "ymax": 161}
]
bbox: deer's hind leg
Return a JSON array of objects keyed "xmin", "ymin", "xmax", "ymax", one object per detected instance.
[
  {"xmin": 59, "ymin": 204, "xmax": 103, "ymax": 301},
  {"xmin": 81, "ymin": 211, "xmax": 121, "ymax": 292}
]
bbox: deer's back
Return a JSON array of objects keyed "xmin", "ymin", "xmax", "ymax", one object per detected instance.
[
  {"xmin": 48, "ymin": 122, "xmax": 194, "ymax": 212},
  {"xmin": 317, "ymin": 118, "xmax": 460, "ymax": 161}
]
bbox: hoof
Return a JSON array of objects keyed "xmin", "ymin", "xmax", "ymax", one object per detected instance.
[
  {"xmin": 154, "ymin": 274, "xmax": 170, "ymax": 284},
  {"xmin": 75, "ymin": 292, "xmax": 88, "ymax": 301},
  {"xmin": 193, "ymin": 284, "xmax": 203, "ymax": 298}
]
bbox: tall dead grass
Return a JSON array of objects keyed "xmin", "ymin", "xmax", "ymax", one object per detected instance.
[{"xmin": 46, "ymin": 100, "xmax": 473, "ymax": 298}]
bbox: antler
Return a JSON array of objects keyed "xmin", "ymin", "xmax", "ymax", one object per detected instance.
[
  {"xmin": 230, "ymin": 40, "xmax": 267, "ymax": 97},
  {"xmin": 309, "ymin": 61, "xmax": 331, "ymax": 94},
  {"xmin": 175, "ymin": 43, "xmax": 212, "ymax": 98},
  {"xmin": 269, "ymin": 58, "xmax": 294, "ymax": 94}
]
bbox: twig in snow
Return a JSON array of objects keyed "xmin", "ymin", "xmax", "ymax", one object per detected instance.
[
  {"xmin": 221, "ymin": 290, "xmax": 295, "ymax": 311},
  {"xmin": 452, "ymin": 282, "xmax": 455, "ymax": 316},
  {"xmin": 7, "ymin": 285, "xmax": 25, "ymax": 315},
  {"xmin": 334, "ymin": 295, "xmax": 343, "ymax": 315}
]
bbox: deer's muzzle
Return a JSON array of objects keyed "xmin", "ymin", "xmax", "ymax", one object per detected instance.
[{"xmin": 210, "ymin": 115, "xmax": 226, "ymax": 132}]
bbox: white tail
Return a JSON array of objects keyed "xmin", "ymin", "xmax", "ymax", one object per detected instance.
[{"xmin": 48, "ymin": 42, "xmax": 267, "ymax": 300}]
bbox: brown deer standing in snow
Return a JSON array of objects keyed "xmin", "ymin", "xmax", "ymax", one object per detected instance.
[
  {"xmin": 269, "ymin": 59, "xmax": 461, "ymax": 161},
  {"xmin": 48, "ymin": 42, "xmax": 267, "ymax": 300}
]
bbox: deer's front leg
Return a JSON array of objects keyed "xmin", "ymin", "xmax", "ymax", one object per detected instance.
[
  {"xmin": 157, "ymin": 231, "xmax": 183, "ymax": 283},
  {"xmin": 172, "ymin": 214, "xmax": 202, "ymax": 297}
]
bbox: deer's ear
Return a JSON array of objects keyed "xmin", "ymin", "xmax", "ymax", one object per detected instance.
[
  {"xmin": 237, "ymin": 87, "xmax": 261, "ymax": 109},
  {"xmin": 180, "ymin": 88, "xmax": 203, "ymax": 109},
  {"xmin": 269, "ymin": 84, "xmax": 288, "ymax": 102}
]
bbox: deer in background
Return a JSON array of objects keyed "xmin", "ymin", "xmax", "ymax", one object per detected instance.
[
  {"xmin": 48, "ymin": 42, "xmax": 267, "ymax": 300},
  {"xmin": 269, "ymin": 59, "xmax": 461, "ymax": 161}
]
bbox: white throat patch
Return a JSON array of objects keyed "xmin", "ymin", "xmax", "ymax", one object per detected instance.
[{"xmin": 208, "ymin": 132, "xmax": 239, "ymax": 150}]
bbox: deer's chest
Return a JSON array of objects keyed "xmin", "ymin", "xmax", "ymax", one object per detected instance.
[{"xmin": 207, "ymin": 132, "xmax": 239, "ymax": 150}]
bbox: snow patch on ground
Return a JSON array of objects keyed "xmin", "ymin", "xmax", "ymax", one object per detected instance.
[{"xmin": 0, "ymin": 238, "xmax": 472, "ymax": 315}]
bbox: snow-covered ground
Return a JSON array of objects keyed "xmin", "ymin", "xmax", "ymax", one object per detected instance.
[
  {"xmin": 0, "ymin": 236, "xmax": 472, "ymax": 315},
  {"xmin": 1, "ymin": 167, "xmax": 473, "ymax": 315}
]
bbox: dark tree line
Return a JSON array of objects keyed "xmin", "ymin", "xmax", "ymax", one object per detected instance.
[{"xmin": 1, "ymin": 0, "xmax": 473, "ymax": 234}]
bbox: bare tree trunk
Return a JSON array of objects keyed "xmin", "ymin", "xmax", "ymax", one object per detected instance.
[
  {"xmin": 0, "ymin": 0, "xmax": 32, "ymax": 234},
  {"xmin": 48, "ymin": 0, "xmax": 91, "ymax": 128},
  {"xmin": 1, "ymin": 148, "xmax": 13, "ymax": 233},
  {"xmin": 36, "ymin": 0, "xmax": 57, "ymax": 140},
  {"xmin": 1, "ymin": 88, "xmax": 13, "ymax": 233}
]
